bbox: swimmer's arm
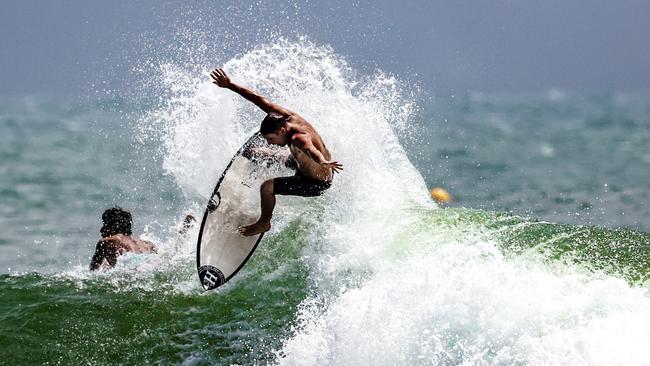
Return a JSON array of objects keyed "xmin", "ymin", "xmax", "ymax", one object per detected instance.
[
  {"xmin": 144, "ymin": 240, "xmax": 157, "ymax": 254},
  {"xmin": 132, "ymin": 238, "xmax": 157, "ymax": 254},
  {"xmin": 89, "ymin": 247, "xmax": 104, "ymax": 271},
  {"xmin": 210, "ymin": 68, "xmax": 293, "ymax": 117},
  {"xmin": 178, "ymin": 214, "xmax": 196, "ymax": 236},
  {"xmin": 89, "ymin": 240, "xmax": 119, "ymax": 271}
]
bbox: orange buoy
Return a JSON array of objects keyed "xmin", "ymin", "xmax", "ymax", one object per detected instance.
[{"xmin": 430, "ymin": 187, "xmax": 452, "ymax": 204}]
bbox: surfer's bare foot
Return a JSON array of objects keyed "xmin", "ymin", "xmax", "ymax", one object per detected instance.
[{"xmin": 238, "ymin": 220, "xmax": 271, "ymax": 236}]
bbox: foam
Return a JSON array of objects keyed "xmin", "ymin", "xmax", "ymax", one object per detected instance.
[
  {"xmin": 141, "ymin": 38, "xmax": 650, "ymax": 363},
  {"xmin": 277, "ymin": 233, "xmax": 650, "ymax": 365}
]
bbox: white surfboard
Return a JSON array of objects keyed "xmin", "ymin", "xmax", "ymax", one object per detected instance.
[{"xmin": 196, "ymin": 133, "xmax": 277, "ymax": 290}]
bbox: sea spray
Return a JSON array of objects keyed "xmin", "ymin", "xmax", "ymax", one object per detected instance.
[
  {"xmin": 276, "ymin": 212, "xmax": 650, "ymax": 365},
  {"xmin": 143, "ymin": 37, "xmax": 427, "ymax": 205},
  {"xmin": 141, "ymin": 38, "xmax": 650, "ymax": 364},
  {"xmin": 3, "ymin": 38, "xmax": 650, "ymax": 365}
]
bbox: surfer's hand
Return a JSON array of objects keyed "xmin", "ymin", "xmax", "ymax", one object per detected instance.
[
  {"xmin": 322, "ymin": 160, "xmax": 343, "ymax": 174},
  {"xmin": 210, "ymin": 68, "xmax": 231, "ymax": 88}
]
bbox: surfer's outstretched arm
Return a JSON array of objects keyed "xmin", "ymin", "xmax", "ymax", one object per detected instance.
[{"xmin": 210, "ymin": 68, "xmax": 293, "ymax": 117}]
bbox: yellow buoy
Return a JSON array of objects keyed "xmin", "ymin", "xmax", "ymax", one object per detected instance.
[{"xmin": 430, "ymin": 187, "xmax": 452, "ymax": 204}]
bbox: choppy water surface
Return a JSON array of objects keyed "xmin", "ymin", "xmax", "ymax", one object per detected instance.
[{"xmin": 1, "ymin": 39, "xmax": 649, "ymax": 365}]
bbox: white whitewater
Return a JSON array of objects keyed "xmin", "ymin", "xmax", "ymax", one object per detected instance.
[{"xmin": 146, "ymin": 38, "xmax": 650, "ymax": 365}]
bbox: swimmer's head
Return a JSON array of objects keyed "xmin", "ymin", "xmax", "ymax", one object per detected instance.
[
  {"xmin": 260, "ymin": 113, "xmax": 289, "ymax": 146},
  {"xmin": 101, "ymin": 207, "xmax": 133, "ymax": 237}
]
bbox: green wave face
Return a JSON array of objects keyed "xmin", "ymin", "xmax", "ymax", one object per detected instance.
[
  {"xmin": 2, "ymin": 38, "xmax": 650, "ymax": 365},
  {"xmin": 2, "ymin": 210, "xmax": 649, "ymax": 365},
  {"xmin": 0, "ymin": 223, "xmax": 310, "ymax": 366},
  {"xmin": 424, "ymin": 208, "xmax": 650, "ymax": 286}
]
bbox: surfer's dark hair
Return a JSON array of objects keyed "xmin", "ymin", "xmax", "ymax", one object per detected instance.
[
  {"xmin": 102, "ymin": 207, "xmax": 133, "ymax": 235},
  {"xmin": 260, "ymin": 113, "xmax": 287, "ymax": 134}
]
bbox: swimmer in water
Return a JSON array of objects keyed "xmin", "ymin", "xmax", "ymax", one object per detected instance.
[
  {"xmin": 89, "ymin": 207, "xmax": 157, "ymax": 271},
  {"xmin": 89, "ymin": 208, "xmax": 197, "ymax": 271}
]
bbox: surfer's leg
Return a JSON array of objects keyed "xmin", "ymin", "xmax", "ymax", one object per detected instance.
[
  {"xmin": 239, "ymin": 179, "xmax": 274, "ymax": 236},
  {"xmin": 258, "ymin": 179, "xmax": 276, "ymax": 223}
]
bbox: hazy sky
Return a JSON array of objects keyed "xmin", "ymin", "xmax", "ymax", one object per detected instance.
[{"xmin": 1, "ymin": 0, "xmax": 649, "ymax": 98}]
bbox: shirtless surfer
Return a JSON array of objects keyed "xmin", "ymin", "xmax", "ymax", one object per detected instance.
[
  {"xmin": 89, "ymin": 207, "xmax": 158, "ymax": 270},
  {"xmin": 210, "ymin": 68, "xmax": 343, "ymax": 236}
]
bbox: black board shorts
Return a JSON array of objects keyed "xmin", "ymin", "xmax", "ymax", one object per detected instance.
[{"xmin": 273, "ymin": 171, "xmax": 332, "ymax": 197}]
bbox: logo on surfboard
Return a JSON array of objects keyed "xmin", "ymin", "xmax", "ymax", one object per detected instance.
[
  {"xmin": 198, "ymin": 265, "xmax": 226, "ymax": 290},
  {"xmin": 207, "ymin": 193, "xmax": 221, "ymax": 213}
]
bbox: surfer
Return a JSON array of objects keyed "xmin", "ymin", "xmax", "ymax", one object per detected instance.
[
  {"xmin": 89, "ymin": 207, "xmax": 157, "ymax": 271},
  {"xmin": 210, "ymin": 68, "xmax": 343, "ymax": 236}
]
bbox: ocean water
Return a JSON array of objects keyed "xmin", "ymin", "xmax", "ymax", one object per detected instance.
[{"xmin": 1, "ymin": 39, "xmax": 650, "ymax": 365}]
